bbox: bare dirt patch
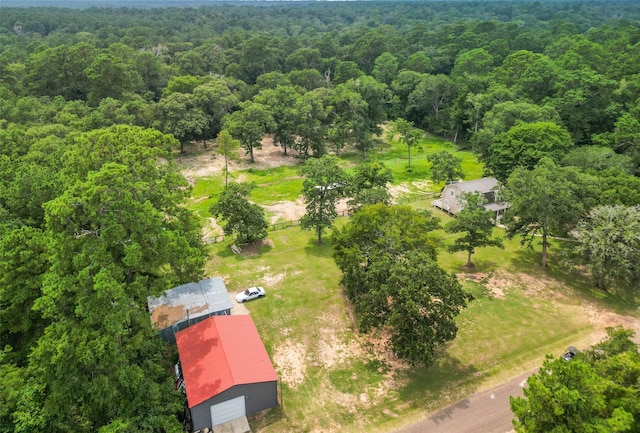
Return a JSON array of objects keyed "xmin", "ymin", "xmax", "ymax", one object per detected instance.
[
  {"xmin": 458, "ymin": 272, "xmax": 508, "ymax": 299},
  {"xmin": 262, "ymin": 271, "xmax": 286, "ymax": 288},
  {"xmin": 388, "ymin": 182, "xmax": 413, "ymax": 198},
  {"xmin": 273, "ymin": 340, "xmax": 307, "ymax": 388},
  {"xmin": 233, "ymin": 239, "xmax": 274, "ymax": 256},
  {"xmin": 178, "ymin": 136, "xmax": 301, "ymax": 184},
  {"xmin": 314, "ymin": 328, "xmax": 362, "ymax": 369},
  {"xmin": 582, "ymin": 304, "xmax": 640, "ymax": 345},
  {"xmin": 264, "ymin": 199, "xmax": 306, "ymax": 223},
  {"xmin": 461, "ymin": 271, "xmax": 569, "ymax": 300},
  {"xmin": 202, "ymin": 217, "xmax": 224, "ymax": 243}
]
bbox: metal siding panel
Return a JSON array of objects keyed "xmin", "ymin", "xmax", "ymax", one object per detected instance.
[
  {"xmin": 191, "ymin": 383, "xmax": 278, "ymax": 431},
  {"xmin": 159, "ymin": 327, "xmax": 175, "ymax": 344},
  {"xmin": 245, "ymin": 381, "xmax": 278, "ymax": 415},
  {"xmin": 210, "ymin": 395, "xmax": 246, "ymax": 426},
  {"xmin": 190, "ymin": 403, "xmax": 211, "ymax": 432}
]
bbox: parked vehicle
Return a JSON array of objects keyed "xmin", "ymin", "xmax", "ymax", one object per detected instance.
[
  {"xmin": 235, "ymin": 286, "xmax": 266, "ymax": 303},
  {"xmin": 562, "ymin": 346, "xmax": 579, "ymax": 361}
]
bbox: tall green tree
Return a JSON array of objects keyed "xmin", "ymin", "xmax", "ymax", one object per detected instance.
[
  {"xmin": 12, "ymin": 126, "xmax": 205, "ymax": 432},
  {"xmin": 450, "ymin": 48, "xmax": 494, "ymax": 94},
  {"xmin": 407, "ymin": 74, "xmax": 455, "ymax": 134},
  {"xmin": 574, "ymin": 205, "xmax": 640, "ymax": 291},
  {"xmin": 471, "ymin": 101, "xmax": 560, "ymax": 161},
  {"xmin": 486, "ymin": 121, "xmax": 574, "ymax": 182},
  {"xmin": 403, "ymin": 52, "xmax": 433, "ymax": 74},
  {"xmin": 390, "ymin": 71, "xmax": 427, "ymax": 120},
  {"xmin": 372, "ymin": 52, "xmax": 399, "ymax": 86},
  {"xmin": 209, "ymin": 183, "xmax": 268, "ymax": 245},
  {"xmin": 392, "ymin": 118, "xmax": 422, "ymax": 168},
  {"xmin": 154, "ymin": 92, "xmax": 209, "ymax": 153},
  {"xmin": 511, "ymin": 327, "xmax": 640, "ymax": 433},
  {"xmin": 0, "ymin": 347, "xmax": 25, "ymax": 433},
  {"xmin": 344, "ymin": 75, "xmax": 389, "ymax": 139},
  {"xmin": 0, "ymin": 226, "xmax": 48, "ymax": 357},
  {"xmin": 239, "ymin": 35, "xmax": 281, "ymax": 84},
  {"xmin": 595, "ymin": 170, "xmax": 640, "ymax": 207},
  {"xmin": 328, "ymin": 85, "xmax": 370, "ymax": 157},
  {"xmin": 332, "ymin": 203, "xmax": 441, "ymax": 301},
  {"xmin": 255, "ymin": 85, "xmax": 301, "ymax": 156},
  {"xmin": 550, "ymin": 67, "xmax": 617, "ymax": 144},
  {"xmin": 194, "ymin": 79, "xmax": 239, "ymax": 145},
  {"xmin": 293, "ymin": 89, "xmax": 328, "ymax": 158},
  {"xmin": 300, "ymin": 155, "xmax": 348, "ymax": 244},
  {"xmin": 352, "ymin": 29, "xmax": 393, "ymax": 74},
  {"xmin": 347, "ymin": 161, "xmax": 393, "ymax": 213},
  {"xmin": 428, "ymin": 151, "xmax": 464, "ymax": 184},
  {"xmin": 561, "ymin": 146, "xmax": 634, "ymax": 174},
  {"xmin": 216, "ymin": 130, "xmax": 241, "ymax": 187},
  {"xmin": 445, "ymin": 193, "xmax": 504, "ymax": 267},
  {"xmin": 382, "ymin": 252, "xmax": 473, "ymax": 366},
  {"xmin": 84, "ymin": 53, "xmax": 143, "ymax": 105},
  {"xmin": 333, "ymin": 204, "xmax": 471, "ymax": 366},
  {"xmin": 23, "ymin": 43, "xmax": 96, "ymax": 101},
  {"xmin": 223, "ymin": 101, "xmax": 274, "ymax": 163},
  {"xmin": 284, "ymin": 47, "xmax": 323, "ymax": 73},
  {"xmin": 502, "ymin": 158, "xmax": 586, "ymax": 267}
]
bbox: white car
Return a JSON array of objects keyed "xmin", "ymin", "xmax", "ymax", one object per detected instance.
[{"xmin": 235, "ymin": 286, "xmax": 266, "ymax": 303}]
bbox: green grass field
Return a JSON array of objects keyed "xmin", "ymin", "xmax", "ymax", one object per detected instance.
[{"xmin": 181, "ymin": 134, "xmax": 638, "ymax": 432}]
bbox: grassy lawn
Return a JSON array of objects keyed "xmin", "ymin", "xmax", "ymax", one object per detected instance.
[
  {"xmin": 184, "ymin": 133, "xmax": 483, "ymax": 220},
  {"xmin": 182, "ymin": 135, "xmax": 638, "ymax": 432},
  {"xmin": 205, "ymin": 221, "xmax": 613, "ymax": 433}
]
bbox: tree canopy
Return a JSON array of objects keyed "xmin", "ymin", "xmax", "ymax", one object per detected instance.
[
  {"xmin": 503, "ymin": 158, "xmax": 589, "ymax": 267},
  {"xmin": 300, "ymin": 155, "xmax": 349, "ymax": 244},
  {"xmin": 574, "ymin": 205, "xmax": 640, "ymax": 291},
  {"xmin": 332, "ymin": 204, "xmax": 472, "ymax": 366},
  {"xmin": 347, "ymin": 161, "xmax": 393, "ymax": 213},
  {"xmin": 445, "ymin": 192, "xmax": 504, "ymax": 267},
  {"xmin": 209, "ymin": 182, "xmax": 269, "ymax": 245},
  {"xmin": 511, "ymin": 327, "xmax": 640, "ymax": 433},
  {"xmin": 1, "ymin": 126, "xmax": 205, "ymax": 432}
]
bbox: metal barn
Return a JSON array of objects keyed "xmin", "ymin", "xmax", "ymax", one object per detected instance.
[
  {"xmin": 176, "ymin": 315, "xmax": 279, "ymax": 431},
  {"xmin": 147, "ymin": 277, "xmax": 233, "ymax": 343}
]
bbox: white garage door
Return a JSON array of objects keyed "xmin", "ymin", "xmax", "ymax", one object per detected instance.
[{"xmin": 210, "ymin": 395, "xmax": 246, "ymax": 426}]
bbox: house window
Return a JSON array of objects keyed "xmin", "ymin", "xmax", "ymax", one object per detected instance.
[
  {"xmin": 444, "ymin": 199, "xmax": 449, "ymax": 207},
  {"xmin": 450, "ymin": 191, "xmax": 455, "ymax": 197}
]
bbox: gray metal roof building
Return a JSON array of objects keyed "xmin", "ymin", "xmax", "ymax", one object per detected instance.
[{"xmin": 148, "ymin": 277, "xmax": 233, "ymax": 343}]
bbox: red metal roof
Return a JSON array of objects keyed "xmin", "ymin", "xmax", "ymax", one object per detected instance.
[{"xmin": 176, "ymin": 315, "xmax": 278, "ymax": 408}]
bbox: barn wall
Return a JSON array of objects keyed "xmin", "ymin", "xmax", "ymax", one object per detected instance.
[
  {"xmin": 159, "ymin": 309, "xmax": 231, "ymax": 344},
  {"xmin": 190, "ymin": 382, "xmax": 278, "ymax": 431}
]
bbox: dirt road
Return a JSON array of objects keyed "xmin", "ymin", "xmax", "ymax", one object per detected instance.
[{"xmin": 391, "ymin": 370, "xmax": 533, "ymax": 433}]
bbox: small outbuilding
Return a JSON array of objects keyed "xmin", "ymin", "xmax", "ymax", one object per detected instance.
[
  {"xmin": 147, "ymin": 277, "xmax": 233, "ymax": 343},
  {"xmin": 432, "ymin": 177, "xmax": 510, "ymax": 222},
  {"xmin": 176, "ymin": 315, "xmax": 279, "ymax": 431}
]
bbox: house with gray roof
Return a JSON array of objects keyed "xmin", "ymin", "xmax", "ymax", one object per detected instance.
[
  {"xmin": 147, "ymin": 277, "xmax": 233, "ymax": 343},
  {"xmin": 432, "ymin": 177, "xmax": 510, "ymax": 222}
]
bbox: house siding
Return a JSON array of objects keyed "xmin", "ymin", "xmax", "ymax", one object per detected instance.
[
  {"xmin": 191, "ymin": 382, "xmax": 278, "ymax": 432},
  {"xmin": 440, "ymin": 185, "xmax": 464, "ymax": 214},
  {"xmin": 434, "ymin": 178, "xmax": 503, "ymax": 216}
]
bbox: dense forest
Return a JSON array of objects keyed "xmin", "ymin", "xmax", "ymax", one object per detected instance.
[{"xmin": 1, "ymin": 1, "xmax": 640, "ymax": 432}]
